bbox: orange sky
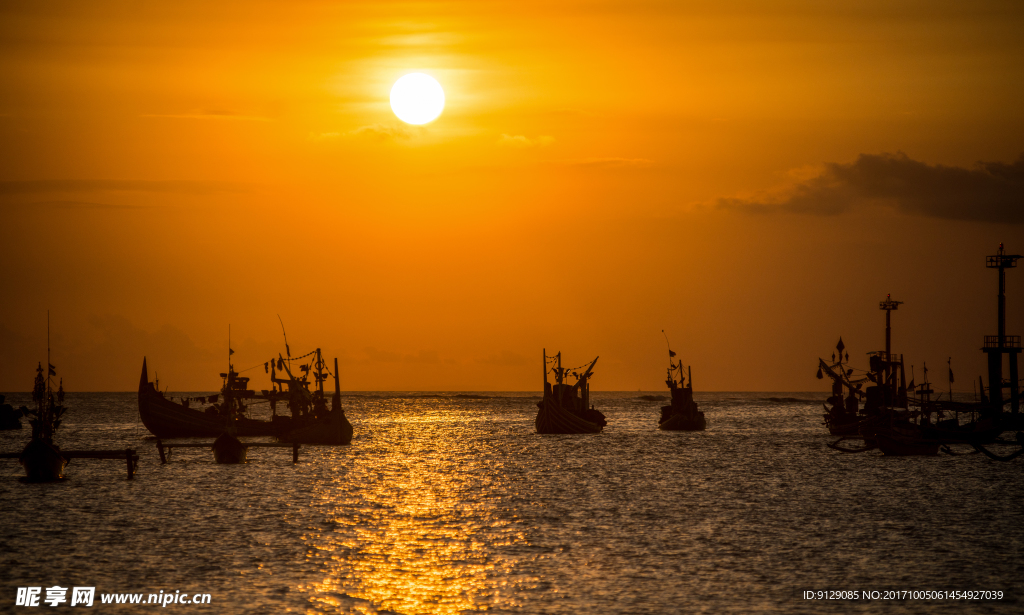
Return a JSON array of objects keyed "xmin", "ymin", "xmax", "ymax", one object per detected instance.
[{"xmin": 1, "ymin": 1, "xmax": 1022, "ymax": 391}]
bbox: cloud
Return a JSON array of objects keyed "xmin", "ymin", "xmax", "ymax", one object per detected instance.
[
  {"xmin": 717, "ymin": 152, "xmax": 1024, "ymax": 224},
  {"xmin": 140, "ymin": 111, "xmax": 272, "ymax": 122},
  {"xmin": 0, "ymin": 180, "xmax": 248, "ymax": 196},
  {"xmin": 497, "ymin": 134, "xmax": 554, "ymax": 147},
  {"xmin": 30, "ymin": 200, "xmax": 149, "ymax": 210},
  {"xmin": 312, "ymin": 124, "xmax": 416, "ymax": 142},
  {"xmin": 555, "ymin": 157, "xmax": 654, "ymax": 168},
  {"xmin": 0, "ymin": 315, "xmax": 220, "ymax": 391}
]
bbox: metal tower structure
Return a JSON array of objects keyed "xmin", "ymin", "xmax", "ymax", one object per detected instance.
[{"xmin": 983, "ymin": 243, "xmax": 1021, "ymax": 414}]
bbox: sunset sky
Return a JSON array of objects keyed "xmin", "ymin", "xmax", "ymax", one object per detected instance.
[{"xmin": 1, "ymin": 0, "xmax": 1022, "ymax": 392}]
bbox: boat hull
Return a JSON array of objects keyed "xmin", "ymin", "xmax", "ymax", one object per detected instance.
[
  {"xmin": 20, "ymin": 440, "xmax": 68, "ymax": 482},
  {"xmin": 659, "ymin": 408, "xmax": 706, "ymax": 431},
  {"xmin": 535, "ymin": 400, "xmax": 603, "ymax": 434},
  {"xmin": 876, "ymin": 433, "xmax": 939, "ymax": 456},
  {"xmin": 282, "ymin": 411, "xmax": 353, "ymax": 445},
  {"xmin": 212, "ymin": 433, "xmax": 247, "ymax": 464},
  {"xmin": 138, "ymin": 387, "xmax": 277, "ymax": 438},
  {"xmin": 138, "ymin": 358, "xmax": 278, "ymax": 438},
  {"xmin": 823, "ymin": 407, "xmax": 862, "ymax": 436}
]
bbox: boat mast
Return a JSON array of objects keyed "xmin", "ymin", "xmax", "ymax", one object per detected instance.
[
  {"xmin": 225, "ymin": 324, "xmax": 236, "ymax": 425},
  {"xmin": 333, "ymin": 357, "xmax": 341, "ymax": 411},
  {"xmin": 542, "ymin": 348, "xmax": 548, "ymax": 388},
  {"xmin": 316, "ymin": 348, "xmax": 324, "ymax": 396},
  {"xmin": 46, "ymin": 310, "xmax": 51, "ymax": 403}
]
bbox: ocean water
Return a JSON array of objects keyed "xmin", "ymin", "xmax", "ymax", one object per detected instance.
[{"xmin": 1, "ymin": 391, "xmax": 1021, "ymax": 614}]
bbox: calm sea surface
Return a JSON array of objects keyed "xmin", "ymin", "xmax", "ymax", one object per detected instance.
[{"xmin": 1, "ymin": 392, "xmax": 1022, "ymax": 614}]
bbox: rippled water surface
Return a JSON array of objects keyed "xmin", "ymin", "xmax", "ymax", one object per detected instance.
[{"xmin": 1, "ymin": 392, "xmax": 1022, "ymax": 613}]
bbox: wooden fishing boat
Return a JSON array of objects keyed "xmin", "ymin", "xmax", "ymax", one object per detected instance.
[
  {"xmin": 20, "ymin": 438, "xmax": 68, "ymax": 482},
  {"xmin": 275, "ymin": 355, "xmax": 353, "ymax": 445},
  {"xmin": 139, "ymin": 342, "xmax": 352, "ymax": 444},
  {"xmin": 138, "ymin": 358, "xmax": 277, "ymax": 438},
  {"xmin": 536, "ymin": 350, "xmax": 606, "ymax": 434},
  {"xmin": 20, "ymin": 356, "xmax": 70, "ymax": 481},
  {"xmin": 658, "ymin": 342, "xmax": 706, "ymax": 431}
]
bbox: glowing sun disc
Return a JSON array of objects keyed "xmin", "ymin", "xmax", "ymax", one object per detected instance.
[{"xmin": 390, "ymin": 73, "xmax": 445, "ymax": 125}]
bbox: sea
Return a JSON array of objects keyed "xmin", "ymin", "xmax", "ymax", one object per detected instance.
[{"xmin": 1, "ymin": 392, "xmax": 1021, "ymax": 614}]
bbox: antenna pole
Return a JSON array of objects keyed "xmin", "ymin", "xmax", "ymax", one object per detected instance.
[
  {"xmin": 948, "ymin": 357, "xmax": 953, "ymax": 402},
  {"xmin": 542, "ymin": 348, "xmax": 548, "ymax": 387},
  {"xmin": 47, "ymin": 310, "xmax": 51, "ymax": 398}
]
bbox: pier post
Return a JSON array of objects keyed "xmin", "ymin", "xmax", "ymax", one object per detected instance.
[
  {"xmin": 1011, "ymin": 352, "xmax": 1020, "ymax": 413},
  {"xmin": 125, "ymin": 448, "xmax": 135, "ymax": 480},
  {"xmin": 293, "ymin": 442, "xmax": 299, "ymax": 464},
  {"xmin": 987, "ymin": 351, "xmax": 1003, "ymax": 414},
  {"xmin": 156, "ymin": 439, "xmax": 166, "ymax": 464}
]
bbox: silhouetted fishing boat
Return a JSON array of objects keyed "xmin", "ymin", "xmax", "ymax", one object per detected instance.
[
  {"xmin": 138, "ymin": 357, "xmax": 277, "ymax": 438},
  {"xmin": 658, "ymin": 339, "xmax": 705, "ymax": 431},
  {"xmin": 267, "ymin": 350, "xmax": 352, "ymax": 445},
  {"xmin": 138, "ymin": 347, "xmax": 351, "ymax": 445},
  {"xmin": 826, "ymin": 247, "xmax": 1023, "ymax": 456},
  {"xmin": 536, "ymin": 350, "xmax": 606, "ymax": 434},
  {"xmin": 20, "ymin": 335, "xmax": 70, "ymax": 481}
]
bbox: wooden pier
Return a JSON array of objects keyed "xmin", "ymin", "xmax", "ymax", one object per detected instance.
[
  {"xmin": 1, "ymin": 448, "xmax": 140, "ymax": 479},
  {"xmin": 156, "ymin": 439, "xmax": 300, "ymax": 464}
]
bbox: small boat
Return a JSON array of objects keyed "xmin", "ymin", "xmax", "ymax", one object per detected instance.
[
  {"xmin": 536, "ymin": 350, "xmax": 606, "ymax": 434},
  {"xmin": 658, "ymin": 342, "xmax": 705, "ymax": 431},
  {"xmin": 0, "ymin": 395, "xmax": 23, "ymax": 430},
  {"xmin": 212, "ymin": 432, "xmax": 247, "ymax": 464},
  {"xmin": 20, "ymin": 359, "xmax": 69, "ymax": 482}
]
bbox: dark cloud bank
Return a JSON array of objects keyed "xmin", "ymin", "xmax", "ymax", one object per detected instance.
[
  {"xmin": 718, "ymin": 152, "xmax": 1024, "ymax": 224},
  {"xmin": 0, "ymin": 179, "xmax": 247, "ymax": 196}
]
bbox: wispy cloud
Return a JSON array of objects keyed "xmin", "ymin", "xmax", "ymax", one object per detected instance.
[
  {"xmin": 497, "ymin": 134, "xmax": 554, "ymax": 147},
  {"xmin": 140, "ymin": 110, "xmax": 272, "ymax": 122},
  {"xmin": 555, "ymin": 157, "xmax": 654, "ymax": 168},
  {"xmin": 312, "ymin": 124, "xmax": 417, "ymax": 142},
  {"xmin": 0, "ymin": 180, "xmax": 249, "ymax": 196},
  {"xmin": 32, "ymin": 200, "xmax": 149, "ymax": 210},
  {"xmin": 717, "ymin": 152, "xmax": 1024, "ymax": 224}
]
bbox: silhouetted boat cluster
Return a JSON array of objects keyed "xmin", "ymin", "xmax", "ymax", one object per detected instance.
[
  {"xmin": 5, "ymin": 246, "xmax": 1024, "ymax": 481},
  {"xmin": 821, "ymin": 244, "xmax": 1023, "ymax": 458},
  {"xmin": 138, "ymin": 349, "xmax": 352, "ymax": 447}
]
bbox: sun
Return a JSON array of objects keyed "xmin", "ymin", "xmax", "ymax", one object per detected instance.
[{"xmin": 390, "ymin": 73, "xmax": 445, "ymax": 125}]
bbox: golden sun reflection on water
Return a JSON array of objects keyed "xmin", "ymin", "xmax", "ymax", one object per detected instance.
[{"xmin": 301, "ymin": 402, "xmax": 531, "ymax": 614}]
